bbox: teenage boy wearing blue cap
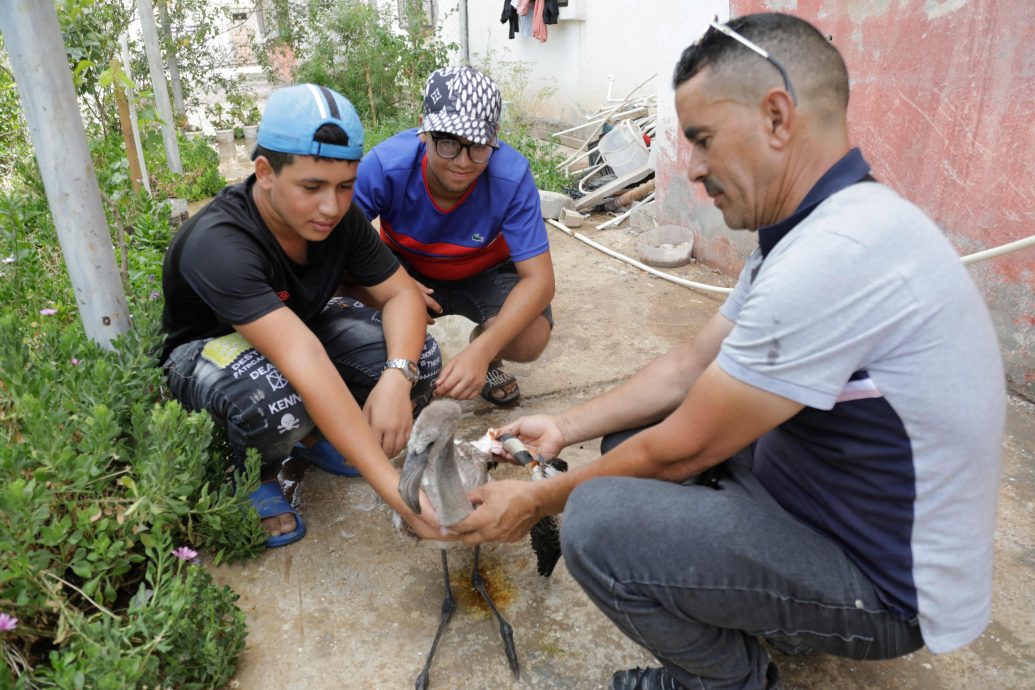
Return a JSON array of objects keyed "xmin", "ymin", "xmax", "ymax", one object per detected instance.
[
  {"xmin": 354, "ymin": 66, "xmax": 555, "ymax": 407},
  {"xmin": 160, "ymin": 84, "xmax": 448, "ymax": 547}
]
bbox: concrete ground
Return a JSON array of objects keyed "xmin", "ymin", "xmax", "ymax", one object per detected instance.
[{"xmin": 205, "ymin": 206, "xmax": 1035, "ymax": 689}]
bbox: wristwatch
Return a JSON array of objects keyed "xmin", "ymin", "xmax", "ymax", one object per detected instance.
[{"xmin": 383, "ymin": 358, "xmax": 419, "ymax": 384}]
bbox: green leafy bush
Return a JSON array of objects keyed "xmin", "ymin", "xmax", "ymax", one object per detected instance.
[
  {"xmin": 90, "ymin": 130, "xmax": 226, "ymax": 203},
  {"xmin": 150, "ymin": 134, "xmax": 226, "ymax": 202},
  {"xmin": 0, "ymin": 147, "xmax": 261, "ymax": 689},
  {"xmin": 479, "ymin": 57, "xmax": 576, "ymax": 194},
  {"xmin": 0, "ymin": 296, "xmax": 266, "ymax": 685},
  {"xmin": 291, "ymin": 0, "xmax": 456, "ymax": 128}
]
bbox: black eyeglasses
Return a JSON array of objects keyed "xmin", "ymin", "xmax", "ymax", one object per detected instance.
[
  {"xmin": 429, "ymin": 134, "xmax": 493, "ymax": 164},
  {"xmin": 708, "ymin": 18, "xmax": 798, "ymax": 106}
]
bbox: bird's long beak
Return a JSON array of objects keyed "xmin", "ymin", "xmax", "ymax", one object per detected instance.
[{"xmin": 399, "ymin": 445, "xmax": 430, "ymax": 515}]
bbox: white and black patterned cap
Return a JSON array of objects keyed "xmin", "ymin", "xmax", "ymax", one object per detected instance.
[{"xmin": 417, "ymin": 66, "xmax": 502, "ymax": 147}]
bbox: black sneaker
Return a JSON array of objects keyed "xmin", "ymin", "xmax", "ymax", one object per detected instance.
[
  {"xmin": 765, "ymin": 662, "xmax": 785, "ymax": 690},
  {"xmin": 609, "ymin": 667, "xmax": 685, "ymax": 690},
  {"xmin": 610, "ymin": 664, "xmax": 782, "ymax": 690}
]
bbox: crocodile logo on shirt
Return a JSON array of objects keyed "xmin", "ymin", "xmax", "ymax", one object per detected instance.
[{"xmin": 472, "ymin": 233, "xmax": 484, "ymax": 242}]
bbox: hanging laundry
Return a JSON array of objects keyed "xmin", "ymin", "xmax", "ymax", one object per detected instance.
[
  {"xmin": 543, "ymin": 0, "xmax": 559, "ymax": 25},
  {"xmin": 520, "ymin": 10, "xmax": 533, "ymax": 37},
  {"xmin": 500, "ymin": 0, "xmax": 518, "ymax": 39},
  {"xmin": 532, "ymin": 0, "xmax": 548, "ymax": 42}
]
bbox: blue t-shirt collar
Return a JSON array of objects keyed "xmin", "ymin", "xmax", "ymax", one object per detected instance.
[{"xmin": 757, "ymin": 148, "xmax": 871, "ymax": 258}]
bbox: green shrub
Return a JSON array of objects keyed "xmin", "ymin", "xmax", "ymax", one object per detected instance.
[
  {"xmin": 0, "ymin": 146, "xmax": 262, "ymax": 686},
  {"xmin": 481, "ymin": 57, "xmax": 576, "ymax": 194},
  {"xmin": 0, "ymin": 297, "xmax": 266, "ymax": 685},
  {"xmin": 292, "ymin": 0, "xmax": 456, "ymax": 128}
]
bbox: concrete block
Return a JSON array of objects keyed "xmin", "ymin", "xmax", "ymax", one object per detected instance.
[
  {"xmin": 539, "ymin": 190, "xmax": 574, "ymax": 220},
  {"xmin": 628, "ymin": 200, "xmax": 657, "ymax": 230},
  {"xmin": 166, "ymin": 198, "xmax": 189, "ymax": 225},
  {"xmin": 561, "ymin": 208, "xmax": 584, "ymax": 227}
]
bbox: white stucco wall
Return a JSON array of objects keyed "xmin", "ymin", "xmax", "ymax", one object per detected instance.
[{"xmin": 454, "ymin": 1, "xmax": 726, "ymax": 126}]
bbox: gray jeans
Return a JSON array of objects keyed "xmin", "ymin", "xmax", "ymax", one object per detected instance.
[
  {"xmin": 163, "ymin": 298, "xmax": 441, "ymax": 473},
  {"xmin": 561, "ymin": 450, "xmax": 924, "ymax": 689}
]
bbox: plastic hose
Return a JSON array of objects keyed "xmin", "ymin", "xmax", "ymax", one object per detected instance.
[{"xmin": 547, "ymin": 219, "xmax": 1035, "ymax": 296}]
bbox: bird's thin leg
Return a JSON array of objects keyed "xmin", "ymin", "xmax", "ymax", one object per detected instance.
[
  {"xmin": 470, "ymin": 545, "xmax": 520, "ymax": 679},
  {"xmin": 415, "ymin": 549, "xmax": 456, "ymax": 690}
]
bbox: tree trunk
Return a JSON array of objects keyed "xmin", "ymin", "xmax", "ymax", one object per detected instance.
[{"xmin": 0, "ymin": 0, "xmax": 131, "ymax": 350}]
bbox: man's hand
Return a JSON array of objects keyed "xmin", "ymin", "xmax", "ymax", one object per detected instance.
[
  {"xmin": 454, "ymin": 479, "xmax": 542, "ymax": 544},
  {"xmin": 413, "ymin": 279, "xmax": 442, "ymax": 325},
  {"xmin": 496, "ymin": 414, "xmax": 567, "ymax": 461},
  {"xmin": 434, "ymin": 345, "xmax": 494, "ymax": 400},
  {"xmin": 363, "ymin": 373, "xmax": 414, "ymax": 457}
]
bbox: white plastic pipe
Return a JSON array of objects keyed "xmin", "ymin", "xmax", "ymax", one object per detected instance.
[
  {"xmin": 547, "ymin": 220, "xmax": 733, "ymax": 295},
  {"xmin": 548, "ymin": 220, "xmax": 1035, "ymax": 296},
  {"xmin": 961, "ymin": 234, "xmax": 1035, "ymax": 265}
]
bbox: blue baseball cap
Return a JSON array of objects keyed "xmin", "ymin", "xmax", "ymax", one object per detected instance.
[{"xmin": 256, "ymin": 84, "xmax": 364, "ymax": 160}]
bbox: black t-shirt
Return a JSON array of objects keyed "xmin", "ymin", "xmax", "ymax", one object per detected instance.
[{"xmin": 160, "ymin": 175, "xmax": 398, "ymax": 362}]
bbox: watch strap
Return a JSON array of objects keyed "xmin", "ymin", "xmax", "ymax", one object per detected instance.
[{"xmin": 383, "ymin": 358, "xmax": 419, "ymax": 384}]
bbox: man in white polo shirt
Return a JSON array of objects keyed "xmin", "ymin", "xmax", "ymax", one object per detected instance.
[{"xmin": 455, "ymin": 13, "xmax": 1006, "ymax": 690}]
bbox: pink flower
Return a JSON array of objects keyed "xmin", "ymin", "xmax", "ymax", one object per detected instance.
[
  {"xmin": 0, "ymin": 613, "xmax": 17, "ymax": 631},
  {"xmin": 71, "ymin": 358, "xmax": 81, "ymax": 365},
  {"xmin": 172, "ymin": 546, "xmax": 198, "ymax": 561},
  {"xmin": 39, "ymin": 308, "xmax": 57, "ymax": 316}
]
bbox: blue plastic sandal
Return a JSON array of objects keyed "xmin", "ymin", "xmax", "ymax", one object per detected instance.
[
  {"xmin": 293, "ymin": 440, "xmax": 361, "ymax": 477},
  {"xmin": 249, "ymin": 480, "xmax": 306, "ymax": 548}
]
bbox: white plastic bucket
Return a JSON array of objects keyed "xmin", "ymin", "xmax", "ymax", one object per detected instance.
[
  {"xmin": 638, "ymin": 224, "xmax": 694, "ymax": 268},
  {"xmin": 598, "ymin": 120, "xmax": 649, "ymax": 178}
]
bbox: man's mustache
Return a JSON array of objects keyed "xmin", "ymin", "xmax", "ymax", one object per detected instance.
[{"xmin": 702, "ymin": 178, "xmax": 724, "ymax": 197}]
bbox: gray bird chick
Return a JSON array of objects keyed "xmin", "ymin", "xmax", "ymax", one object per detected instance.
[
  {"xmin": 395, "ymin": 399, "xmax": 519, "ymax": 690},
  {"xmin": 398, "ymin": 399, "xmax": 489, "ymax": 527}
]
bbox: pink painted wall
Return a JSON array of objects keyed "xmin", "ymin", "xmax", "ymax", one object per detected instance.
[{"xmin": 658, "ymin": 0, "xmax": 1035, "ymax": 399}]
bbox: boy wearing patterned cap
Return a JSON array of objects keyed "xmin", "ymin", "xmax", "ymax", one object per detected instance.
[
  {"xmin": 355, "ymin": 66, "xmax": 555, "ymax": 407},
  {"xmin": 160, "ymin": 84, "xmax": 447, "ymax": 548}
]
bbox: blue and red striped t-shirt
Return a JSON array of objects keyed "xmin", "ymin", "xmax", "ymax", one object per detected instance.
[{"xmin": 354, "ymin": 129, "xmax": 548, "ymax": 281}]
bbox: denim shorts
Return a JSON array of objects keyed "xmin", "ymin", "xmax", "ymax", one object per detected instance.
[{"xmin": 162, "ymin": 297, "xmax": 441, "ymax": 470}]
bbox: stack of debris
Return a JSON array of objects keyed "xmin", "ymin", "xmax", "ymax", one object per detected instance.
[{"xmin": 554, "ymin": 74, "xmax": 658, "ymax": 227}]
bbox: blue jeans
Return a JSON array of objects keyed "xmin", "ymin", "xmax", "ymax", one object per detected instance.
[
  {"xmin": 163, "ymin": 298, "xmax": 441, "ymax": 474},
  {"xmin": 562, "ymin": 446, "xmax": 923, "ymax": 689}
]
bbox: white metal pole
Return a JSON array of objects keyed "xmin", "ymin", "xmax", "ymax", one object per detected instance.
[
  {"xmin": 137, "ymin": 0, "xmax": 182, "ymax": 173},
  {"xmin": 157, "ymin": 0, "xmax": 186, "ymax": 121},
  {"xmin": 120, "ymin": 34, "xmax": 152, "ymax": 194},
  {"xmin": 458, "ymin": 0, "xmax": 470, "ymax": 66},
  {"xmin": 0, "ymin": 0, "xmax": 132, "ymax": 349}
]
